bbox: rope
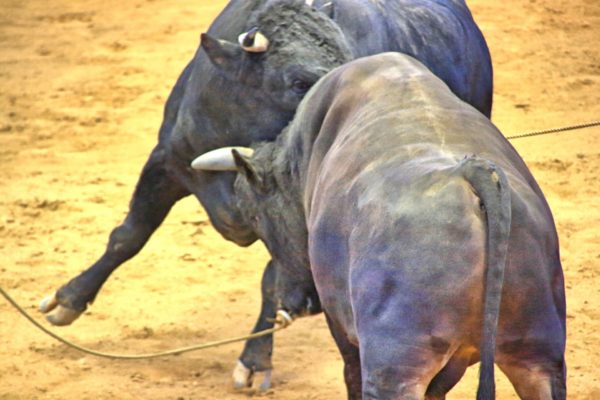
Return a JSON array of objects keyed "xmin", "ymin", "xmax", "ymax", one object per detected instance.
[
  {"xmin": 0, "ymin": 286, "xmax": 292, "ymax": 360},
  {"xmin": 506, "ymin": 120, "xmax": 600, "ymax": 140},
  {"xmin": 2, "ymin": 120, "xmax": 597, "ymax": 360}
]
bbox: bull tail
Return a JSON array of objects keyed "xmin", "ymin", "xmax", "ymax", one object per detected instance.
[{"xmin": 459, "ymin": 156, "xmax": 511, "ymax": 400}]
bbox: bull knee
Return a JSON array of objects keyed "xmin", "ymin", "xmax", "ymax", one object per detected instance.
[{"xmin": 108, "ymin": 223, "xmax": 148, "ymax": 256}]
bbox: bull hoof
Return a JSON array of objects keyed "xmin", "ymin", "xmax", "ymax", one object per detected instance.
[
  {"xmin": 253, "ymin": 369, "xmax": 272, "ymax": 391},
  {"xmin": 45, "ymin": 305, "xmax": 83, "ymax": 326},
  {"xmin": 39, "ymin": 294, "xmax": 59, "ymax": 313},
  {"xmin": 232, "ymin": 360, "xmax": 272, "ymax": 391},
  {"xmin": 233, "ymin": 360, "xmax": 252, "ymax": 389},
  {"xmin": 39, "ymin": 294, "xmax": 82, "ymax": 326}
]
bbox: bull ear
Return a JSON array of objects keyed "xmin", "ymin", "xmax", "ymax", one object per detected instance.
[
  {"xmin": 200, "ymin": 33, "xmax": 242, "ymax": 74},
  {"xmin": 232, "ymin": 149, "xmax": 266, "ymax": 192},
  {"xmin": 232, "ymin": 149, "xmax": 262, "ymax": 186}
]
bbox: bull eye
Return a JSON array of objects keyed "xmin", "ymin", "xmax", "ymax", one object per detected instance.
[{"xmin": 291, "ymin": 79, "xmax": 312, "ymax": 94}]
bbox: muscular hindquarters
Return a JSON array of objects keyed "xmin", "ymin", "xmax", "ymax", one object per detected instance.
[
  {"xmin": 310, "ymin": 171, "xmax": 488, "ymax": 394},
  {"xmin": 307, "ymin": 143, "xmax": 565, "ymax": 394},
  {"xmin": 494, "ymin": 190, "xmax": 566, "ymax": 392}
]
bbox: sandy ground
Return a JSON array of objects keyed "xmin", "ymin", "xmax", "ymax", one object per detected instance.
[{"xmin": 1, "ymin": 0, "xmax": 599, "ymax": 399}]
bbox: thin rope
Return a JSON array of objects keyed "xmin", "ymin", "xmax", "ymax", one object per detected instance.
[
  {"xmin": 1, "ymin": 286, "xmax": 291, "ymax": 360},
  {"xmin": 506, "ymin": 120, "xmax": 600, "ymax": 140},
  {"xmin": 3, "ymin": 120, "xmax": 598, "ymax": 360}
]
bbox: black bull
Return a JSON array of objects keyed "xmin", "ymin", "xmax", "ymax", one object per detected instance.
[
  {"xmin": 39, "ymin": 0, "xmax": 493, "ymax": 388},
  {"xmin": 205, "ymin": 53, "xmax": 566, "ymax": 398}
]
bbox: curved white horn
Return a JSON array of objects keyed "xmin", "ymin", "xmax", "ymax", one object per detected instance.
[
  {"xmin": 191, "ymin": 147, "xmax": 254, "ymax": 171},
  {"xmin": 238, "ymin": 28, "xmax": 269, "ymax": 53}
]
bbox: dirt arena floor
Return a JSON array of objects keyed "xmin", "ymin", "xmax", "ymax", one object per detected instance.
[{"xmin": 1, "ymin": 0, "xmax": 599, "ymax": 398}]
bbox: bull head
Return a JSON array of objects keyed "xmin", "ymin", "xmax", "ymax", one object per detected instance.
[{"xmin": 202, "ymin": 1, "xmax": 336, "ymax": 74}]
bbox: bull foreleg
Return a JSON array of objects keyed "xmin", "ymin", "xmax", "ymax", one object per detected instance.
[
  {"xmin": 40, "ymin": 147, "xmax": 188, "ymax": 325},
  {"xmin": 233, "ymin": 260, "xmax": 277, "ymax": 391}
]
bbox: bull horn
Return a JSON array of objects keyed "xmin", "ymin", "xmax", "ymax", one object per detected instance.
[
  {"xmin": 238, "ymin": 27, "xmax": 269, "ymax": 53},
  {"xmin": 191, "ymin": 147, "xmax": 254, "ymax": 171}
]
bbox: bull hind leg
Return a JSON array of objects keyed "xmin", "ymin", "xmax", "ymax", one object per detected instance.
[
  {"xmin": 40, "ymin": 146, "xmax": 188, "ymax": 325},
  {"xmin": 357, "ymin": 335, "xmax": 450, "ymax": 400},
  {"xmin": 425, "ymin": 351, "xmax": 473, "ymax": 399},
  {"xmin": 358, "ymin": 347, "xmax": 470, "ymax": 400},
  {"xmin": 498, "ymin": 357, "xmax": 566, "ymax": 400},
  {"xmin": 360, "ymin": 356, "xmax": 441, "ymax": 400},
  {"xmin": 495, "ymin": 266, "xmax": 566, "ymax": 400},
  {"xmin": 325, "ymin": 314, "xmax": 362, "ymax": 400}
]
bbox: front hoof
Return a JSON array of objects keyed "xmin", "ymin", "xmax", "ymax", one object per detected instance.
[
  {"xmin": 40, "ymin": 294, "xmax": 83, "ymax": 326},
  {"xmin": 233, "ymin": 360, "xmax": 252, "ymax": 389},
  {"xmin": 45, "ymin": 305, "xmax": 82, "ymax": 326},
  {"xmin": 232, "ymin": 360, "xmax": 272, "ymax": 391},
  {"xmin": 253, "ymin": 369, "xmax": 272, "ymax": 391},
  {"xmin": 39, "ymin": 294, "xmax": 59, "ymax": 313}
]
